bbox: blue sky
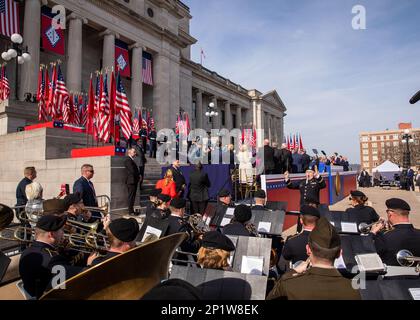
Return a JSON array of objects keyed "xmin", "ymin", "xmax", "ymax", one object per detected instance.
[{"xmin": 183, "ymin": 0, "xmax": 420, "ymax": 163}]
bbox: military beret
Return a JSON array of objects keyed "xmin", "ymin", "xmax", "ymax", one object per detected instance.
[
  {"xmin": 234, "ymin": 204, "xmax": 252, "ymax": 223},
  {"xmin": 63, "ymin": 193, "xmax": 82, "ymax": 209},
  {"xmin": 350, "ymin": 190, "xmax": 366, "ymax": 198},
  {"xmin": 43, "ymin": 199, "xmax": 67, "ymax": 215},
  {"xmin": 0, "ymin": 204, "xmax": 14, "ymax": 229},
  {"xmin": 202, "ymin": 231, "xmax": 235, "ymax": 251},
  {"xmin": 309, "ymin": 217, "xmax": 341, "ymax": 249},
  {"xmin": 109, "ymin": 218, "xmax": 139, "ymax": 242},
  {"xmin": 300, "ymin": 205, "xmax": 320, "ymax": 218},
  {"xmin": 254, "ymin": 189, "xmax": 266, "ymax": 199},
  {"xmin": 218, "ymin": 189, "xmax": 231, "ymax": 198},
  {"xmin": 157, "ymin": 194, "xmax": 171, "ymax": 203},
  {"xmin": 385, "ymin": 198, "xmax": 411, "ymax": 211},
  {"xmin": 150, "ymin": 189, "xmax": 162, "ymax": 197},
  {"xmin": 170, "ymin": 198, "xmax": 186, "ymax": 209},
  {"xmin": 36, "ymin": 214, "xmax": 67, "ymax": 232}
]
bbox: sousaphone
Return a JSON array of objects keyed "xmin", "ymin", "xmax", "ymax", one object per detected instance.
[{"xmin": 40, "ymin": 233, "xmax": 187, "ymax": 300}]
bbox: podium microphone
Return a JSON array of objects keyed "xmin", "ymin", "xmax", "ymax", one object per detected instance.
[{"xmin": 410, "ymin": 90, "xmax": 420, "ymax": 104}]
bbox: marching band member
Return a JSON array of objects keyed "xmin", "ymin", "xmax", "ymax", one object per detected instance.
[
  {"xmin": 197, "ymin": 231, "xmax": 235, "ymax": 271},
  {"xmin": 253, "ymin": 189, "xmax": 269, "ymax": 211},
  {"xmin": 19, "ymin": 215, "xmax": 83, "ymax": 299},
  {"xmin": 89, "ymin": 218, "xmax": 139, "ymax": 267},
  {"xmin": 146, "ymin": 188, "xmax": 162, "ymax": 217},
  {"xmin": 222, "ymin": 204, "xmax": 256, "ymax": 237},
  {"xmin": 370, "ymin": 198, "xmax": 420, "ymax": 266},
  {"xmin": 149, "ymin": 194, "xmax": 171, "ymax": 220},
  {"xmin": 267, "ymin": 217, "xmax": 361, "ymax": 300},
  {"xmin": 210, "ymin": 189, "xmax": 234, "ymax": 226},
  {"xmin": 345, "ymin": 190, "xmax": 380, "ymax": 225}
]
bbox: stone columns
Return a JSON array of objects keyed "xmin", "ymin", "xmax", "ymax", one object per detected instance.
[
  {"xmin": 211, "ymin": 96, "xmax": 219, "ymax": 129},
  {"xmin": 19, "ymin": 0, "xmax": 41, "ymax": 101},
  {"xmin": 195, "ymin": 89, "xmax": 203, "ymax": 129},
  {"xmin": 101, "ymin": 29, "xmax": 119, "ymax": 83},
  {"xmin": 130, "ymin": 43, "xmax": 143, "ymax": 112},
  {"xmin": 67, "ymin": 14, "xmax": 86, "ymax": 92},
  {"xmin": 236, "ymin": 106, "xmax": 242, "ymax": 129},
  {"xmin": 224, "ymin": 101, "xmax": 232, "ymax": 129}
]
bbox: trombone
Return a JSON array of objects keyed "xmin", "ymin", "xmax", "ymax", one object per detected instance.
[{"xmin": 396, "ymin": 250, "xmax": 420, "ymax": 273}]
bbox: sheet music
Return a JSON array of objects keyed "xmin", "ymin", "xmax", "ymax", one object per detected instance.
[
  {"xmin": 341, "ymin": 222, "xmax": 358, "ymax": 233},
  {"xmin": 141, "ymin": 226, "xmax": 162, "ymax": 243},
  {"xmin": 409, "ymin": 288, "xmax": 420, "ymax": 300},
  {"xmin": 241, "ymin": 256, "xmax": 264, "ymax": 276},
  {"xmin": 225, "ymin": 208, "xmax": 235, "ymax": 216},
  {"xmin": 257, "ymin": 222, "xmax": 271, "ymax": 233},
  {"xmin": 334, "ymin": 255, "xmax": 347, "ymax": 269},
  {"xmin": 221, "ymin": 217, "xmax": 231, "ymax": 227},
  {"xmin": 355, "ymin": 253, "xmax": 385, "ymax": 272}
]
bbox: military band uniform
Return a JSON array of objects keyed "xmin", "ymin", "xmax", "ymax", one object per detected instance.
[
  {"xmin": 165, "ymin": 215, "xmax": 201, "ymax": 253},
  {"xmin": 148, "ymin": 130, "xmax": 157, "ymax": 158},
  {"xmin": 286, "ymin": 175, "xmax": 326, "ymax": 206},
  {"xmin": 281, "ymin": 231, "xmax": 310, "ymax": 265},
  {"xmin": 140, "ymin": 128, "xmax": 148, "ymax": 152},
  {"xmin": 90, "ymin": 251, "xmax": 119, "ymax": 267},
  {"xmin": 373, "ymin": 224, "xmax": 420, "ymax": 266},
  {"xmin": 267, "ymin": 267, "xmax": 361, "ymax": 300},
  {"xmin": 345, "ymin": 204, "xmax": 380, "ymax": 225},
  {"xmin": 252, "ymin": 205, "xmax": 268, "ymax": 211},
  {"xmin": 222, "ymin": 221, "xmax": 254, "ymax": 237}
]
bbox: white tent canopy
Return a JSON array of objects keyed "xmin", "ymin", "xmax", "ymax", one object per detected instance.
[{"xmin": 373, "ymin": 160, "xmax": 401, "ymax": 173}]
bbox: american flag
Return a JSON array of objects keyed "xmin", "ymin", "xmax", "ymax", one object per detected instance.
[
  {"xmin": 0, "ymin": 65, "xmax": 10, "ymax": 101},
  {"xmin": 52, "ymin": 66, "xmax": 69, "ymax": 120},
  {"xmin": 86, "ymin": 74, "xmax": 95, "ymax": 134},
  {"xmin": 48, "ymin": 64, "xmax": 57, "ymax": 118},
  {"xmin": 0, "ymin": 0, "xmax": 19, "ymax": 37},
  {"xmin": 37, "ymin": 67, "xmax": 48, "ymax": 121},
  {"xmin": 98, "ymin": 74, "xmax": 111, "ymax": 142},
  {"xmin": 63, "ymin": 93, "xmax": 73, "ymax": 124},
  {"xmin": 115, "ymin": 72, "xmax": 132, "ymax": 140},
  {"xmin": 79, "ymin": 94, "xmax": 87, "ymax": 127},
  {"xmin": 132, "ymin": 108, "xmax": 140, "ymax": 140},
  {"xmin": 94, "ymin": 73, "xmax": 101, "ymax": 140},
  {"xmin": 142, "ymin": 52, "xmax": 153, "ymax": 86}
]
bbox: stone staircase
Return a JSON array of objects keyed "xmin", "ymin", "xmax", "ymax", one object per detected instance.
[{"xmin": 138, "ymin": 157, "xmax": 164, "ymax": 211}]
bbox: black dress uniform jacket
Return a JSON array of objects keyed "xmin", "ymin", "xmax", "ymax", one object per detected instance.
[
  {"xmin": 373, "ymin": 224, "xmax": 420, "ymax": 266},
  {"xmin": 91, "ymin": 251, "xmax": 120, "ymax": 267},
  {"xmin": 165, "ymin": 215, "xmax": 201, "ymax": 253},
  {"xmin": 286, "ymin": 176, "xmax": 326, "ymax": 206},
  {"xmin": 267, "ymin": 267, "xmax": 361, "ymax": 300},
  {"xmin": 252, "ymin": 205, "xmax": 268, "ymax": 211},
  {"xmin": 282, "ymin": 230, "xmax": 310, "ymax": 264},
  {"xmin": 345, "ymin": 205, "xmax": 380, "ymax": 225},
  {"xmin": 124, "ymin": 156, "xmax": 140, "ymax": 185},
  {"xmin": 188, "ymin": 170, "xmax": 211, "ymax": 202},
  {"xmin": 16, "ymin": 177, "xmax": 32, "ymax": 206},
  {"xmin": 222, "ymin": 222, "xmax": 254, "ymax": 237}
]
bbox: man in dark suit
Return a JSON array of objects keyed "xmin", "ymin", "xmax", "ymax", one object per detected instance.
[
  {"xmin": 73, "ymin": 164, "xmax": 98, "ymax": 220},
  {"xmin": 188, "ymin": 163, "xmax": 211, "ymax": 215},
  {"xmin": 16, "ymin": 167, "xmax": 37, "ymax": 207},
  {"xmin": 370, "ymin": 198, "xmax": 420, "ymax": 266},
  {"xmin": 264, "ymin": 139, "xmax": 276, "ymax": 175},
  {"xmin": 279, "ymin": 143, "xmax": 293, "ymax": 174},
  {"xmin": 132, "ymin": 142, "xmax": 147, "ymax": 190},
  {"xmin": 301, "ymin": 149, "xmax": 311, "ymax": 173},
  {"xmin": 124, "ymin": 148, "xmax": 141, "ymax": 215},
  {"xmin": 170, "ymin": 159, "xmax": 186, "ymax": 197}
]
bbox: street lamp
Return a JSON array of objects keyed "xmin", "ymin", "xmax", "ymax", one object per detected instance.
[
  {"xmin": 1, "ymin": 33, "xmax": 32, "ymax": 100},
  {"xmin": 401, "ymin": 129, "xmax": 414, "ymax": 190},
  {"xmin": 205, "ymin": 101, "xmax": 219, "ymax": 129}
]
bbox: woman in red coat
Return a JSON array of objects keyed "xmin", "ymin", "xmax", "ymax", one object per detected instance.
[{"xmin": 156, "ymin": 169, "xmax": 177, "ymax": 199}]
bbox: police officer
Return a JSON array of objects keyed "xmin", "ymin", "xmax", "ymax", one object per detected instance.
[
  {"xmin": 345, "ymin": 190, "xmax": 380, "ymax": 225},
  {"xmin": 148, "ymin": 127, "xmax": 157, "ymax": 159},
  {"xmin": 223, "ymin": 204, "xmax": 256, "ymax": 237},
  {"xmin": 19, "ymin": 215, "xmax": 83, "ymax": 299},
  {"xmin": 281, "ymin": 206, "xmax": 320, "ymax": 266},
  {"xmin": 370, "ymin": 198, "xmax": 420, "ymax": 266},
  {"xmin": 253, "ymin": 189, "xmax": 268, "ymax": 211},
  {"xmin": 211, "ymin": 189, "xmax": 234, "ymax": 226},
  {"xmin": 267, "ymin": 217, "xmax": 361, "ymax": 300},
  {"xmin": 89, "ymin": 218, "xmax": 139, "ymax": 266},
  {"xmin": 139, "ymin": 125, "xmax": 148, "ymax": 152},
  {"xmin": 146, "ymin": 189, "xmax": 162, "ymax": 217},
  {"xmin": 284, "ymin": 166, "xmax": 326, "ymax": 206}
]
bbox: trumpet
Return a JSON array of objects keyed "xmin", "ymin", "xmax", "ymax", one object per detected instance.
[
  {"xmin": 358, "ymin": 219, "xmax": 390, "ymax": 235},
  {"xmin": 396, "ymin": 250, "xmax": 420, "ymax": 272}
]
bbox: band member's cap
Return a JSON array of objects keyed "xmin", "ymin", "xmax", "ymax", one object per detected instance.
[
  {"xmin": 157, "ymin": 194, "xmax": 171, "ymax": 203},
  {"xmin": 254, "ymin": 189, "xmax": 266, "ymax": 199},
  {"xmin": 350, "ymin": 190, "xmax": 366, "ymax": 198},
  {"xmin": 150, "ymin": 189, "xmax": 162, "ymax": 197},
  {"xmin": 309, "ymin": 217, "xmax": 341, "ymax": 249},
  {"xmin": 109, "ymin": 218, "xmax": 139, "ymax": 242},
  {"xmin": 36, "ymin": 214, "xmax": 67, "ymax": 232},
  {"xmin": 234, "ymin": 204, "xmax": 252, "ymax": 223},
  {"xmin": 43, "ymin": 199, "xmax": 67, "ymax": 215},
  {"xmin": 300, "ymin": 205, "xmax": 321, "ymax": 218},
  {"xmin": 170, "ymin": 198, "xmax": 186, "ymax": 209},
  {"xmin": 218, "ymin": 189, "xmax": 231, "ymax": 198},
  {"xmin": 202, "ymin": 231, "xmax": 235, "ymax": 252},
  {"xmin": 385, "ymin": 198, "xmax": 411, "ymax": 211}
]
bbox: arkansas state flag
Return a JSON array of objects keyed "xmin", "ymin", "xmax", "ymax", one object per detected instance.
[
  {"xmin": 115, "ymin": 39, "xmax": 131, "ymax": 78},
  {"xmin": 41, "ymin": 6, "xmax": 65, "ymax": 56}
]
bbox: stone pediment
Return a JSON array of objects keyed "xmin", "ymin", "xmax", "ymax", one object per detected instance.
[{"xmin": 262, "ymin": 90, "xmax": 287, "ymax": 112}]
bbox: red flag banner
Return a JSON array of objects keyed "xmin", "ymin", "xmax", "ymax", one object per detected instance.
[
  {"xmin": 115, "ymin": 40, "xmax": 131, "ymax": 78},
  {"xmin": 41, "ymin": 6, "xmax": 65, "ymax": 56}
]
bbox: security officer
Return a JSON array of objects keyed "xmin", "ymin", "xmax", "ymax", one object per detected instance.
[
  {"xmin": 146, "ymin": 188, "xmax": 162, "ymax": 217},
  {"xmin": 210, "ymin": 189, "xmax": 234, "ymax": 226},
  {"xmin": 139, "ymin": 125, "xmax": 148, "ymax": 152},
  {"xmin": 148, "ymin": 127, "xmax": 158, "ymax": 159},
  {"xmin": 370, "ymin": 198, "xmax": 420, "ymax": 266},
  {"xmin": 90, "ymin": 218, "xmax": 139, "ymax": 266},
  {"xmin": 267, "ymin": 217, "xmax": 361, "ymax": 300},
  {"xmin": 284, "ymin": 166, "xmax": 326, "ymax": 206},
  {"xmin": 281, "ymin": 206, "xmax": 320, "ymax": 266},
  {"xmin": 19, "ymin": 215, "xmax": 83, "ymax": 299},
  {"xmin": 345, "ymin": 190, "xmax": 380, "ymax": 225},
  {"xmin": 253, "ymin": 189, "xmax": 269, "ymax": 211},
  {"xmin": 223, "ymin": 204, "xmax": 256, "ymax": 237}
]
